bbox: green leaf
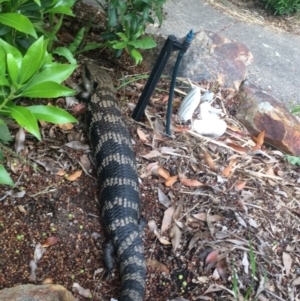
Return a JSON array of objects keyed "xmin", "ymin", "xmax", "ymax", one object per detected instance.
[
  {"xmin": 69, "ymin": 27, "xmax": 85, "ymax": 53},
  {"xmin": 112, "ymin": 41, "xmax": 128, "ymax": 50},
  {"xmin": 6, "ymin": 53, "xmax": 19, "ymax": 86},
  {"xmin": 107, "ymin": 8, "xmax": 118, "ymax": 29},
  {"xmin": 285, "ymin": 155, "xmax": 300, "ymax": 165},
  {"xmin": 20, "ymin": 81, "xmax": 75, "ymax": 98},
  {"xmin": 0, "ymin": 149, "xmax": 3, "ymax": 161},
  {"xmin": 25, "ymin": 64, "xmax": 77, "ymax": 88},
  {"xmin": 155, "ymin": 6, "xmax": 164, "ymax": 25},
  {"xmin": 0, "ymin": 123, "xmax": 12, "ymax": 144},
  {"xmin": 0, "ymin": 39, "xmax": 22, "ymax": 66},
  {"xmin": 116, "ymin": 32, "xmax": 129, "ymax": 42},
  {"xmin": 130, "ymin": 48, "xmax": 143, "ymax": 65},
  {"xmin": 0, "ymin": 165, "xmax": 14, "ymax": 186},
  {"xmin": 0, "ymin": 77, "xmax": 9, "ymax": 86},
  {"xmin": 19, "ymin": 36, "xmax": 45, "ymax": 85},
  {"xmin": 0, "ymin": 13, "xmax": 37, "ymax": 38},
  {"xmin": 0, "ymin": 47, "xmax": 6, "ymax": 77},
  {"xmin": 28, "ymin": 105, "xmax": 77, "ymax": 124},
  {"xmin": 45, "ymin": 6, "xmax": 74, "ymax": 16},
  {"xmin": 53, "ymin": 47, "xmax": 77, "ymax": 64},
  {"xmin": 10, "ymin": 105, "xmax": 41, "ymax": 140},
  {"xmin": 75, "ymin": 42, "xmax": 103, "ymax": 55},
  {"xmin": 128, "ymin": 37, "xmax": 156, "ymax": 49},
  {"xmin": 291, "ymin": 105, "xmax": 300, "ymax": 114}
]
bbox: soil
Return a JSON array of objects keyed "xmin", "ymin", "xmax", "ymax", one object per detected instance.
[{"xmin": 1, "ymin": 2, "xmax": 300, "ymax": 301}]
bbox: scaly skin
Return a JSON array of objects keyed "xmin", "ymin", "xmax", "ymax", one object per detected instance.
[{"xmin": 82, "ymin": 62, "xmax": 146, "ymax": 301}]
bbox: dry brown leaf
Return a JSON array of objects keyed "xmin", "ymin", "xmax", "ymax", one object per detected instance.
[
  {"xmin": 58, "ymin": 123, "xmax": 73, "ymax": 130},
  {"xmin": 209, "ymin": 214, "xmax": 224, "ymax": 222},
  {"xmin": 146, "ymin": 161, "xmax": 159, "ymax": 172},
  {"xmin": 173, "ymin": 125, "xmax": 189, "ymax": 133},
  {"xmin": 165, "ymin": 175, "xmax": 178, "ymax": 187},
  {"xmin": 72, "ymin": 103, "xmax": 86, "ymax": 114},
  {"xmin": 57, "ymin": 169, "xmax": 66, "ymax": 176},
  {"xmin": 180, "ymin": 178, "xmax": 205, "ymax": 187},
  {"xmin": 146, "ymin": 259, "xmax": 170, "ymax": 274},
  {"xmin": 80, "ymin": 154, "xmax": 91, "ymax": 171},
  {"xmin": 292, "ymin": 277, "xmax": 300, "ymax": 286},
  {"xmin": 17, "ymin": 205, "xmax": 26, "ymax": 214},
  {"xmin": 154, "ymin": 229, "xmax": 171, "ymax": 245},
  {"xmin": 283, "ymin": 252, "xmax": 293, "ymax": 276},
  {"xmin": 42, "ymin": 278, "xmax": 54, "ymax": 284},
  {"xmin": 67, "ymin": 170, "xmax": 82, "ymax": 181},
  {"xmin": 162, "ymin": 95, "xmax": 169, "ymax": 102},
  {"xmin": 161, "ymin": 206, "xmax": 175, "ymax": 233},
  {"xmin": 216, "ymin": 258, "xmax": 228, "ymax": 282},
  {"xmin": 266, "ymin": 167, "xmax": 275, "ymax": 176},
  {"xmin": 203, "ymin": 283, "xmax": 223, "ymax": 295},
  {"xmin": 205, "ymin": 250, "xmax": 219, "ymax": 266},
  {"xmin": 203, "ymin": 152, "xmax": 215, "ymax": 170},
  {"xmin": 135, "ymin": 82, "xmax": 144, "ymax": 90},
  {"xmin": 235, "ymin": 180, "xmax": 247, "ymax": 191},
  {"xmin": 234, "ymin": 212, "xmax": 247, "ymax": 228},
  {"xmin": 157, "ymin": 187, "xmax": 171, "ymax": 208},
  {"xmin": 65, "ymin": 141, "xmax": 90, "ymax": 150},
  {"xmin": 274, "ymin": 167, "xmax": 284, "ymax": 177},
  {"xmin": 222, "ymin": 159, "xmax": 237, "ymax": 177},
  {"xmin": 170, "ymin": 224, "xmax": 182, "ymax": 252},
  {"xmin": 137, "ymin": 128, "xmax": 148, "ymax": 142},
  {"xmin": 173, "ymin": 203, "xmax": 183, "ymax": 221},
  {"xmin": 42, "ymin": 236, "xmax": 58, "ymax": 247},
  {"xmin": 154, "ymin": 118, "xmax": 164, "ymax": 134},
  {"xmin": 157, "ymin": 167, "xmax": 170, "ymax": 179},
  {"xmin": 251, "ymin": 130, "xmax": 265, "ymax": 147},
  {"xmin": 193, "ymin": 212, "xmax": 206, "ymax": 221},
  {"xmin": 227, "ymin": 142, "xmax": 247, "ymax": 153},
  {"xmin": 142, "ymin": 150, "xmax": 162, "ymax": 159}
]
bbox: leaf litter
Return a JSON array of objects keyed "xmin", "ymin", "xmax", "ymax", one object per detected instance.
[{"xmin": 128, "ymin": 72, "xmax": 300, "ymax": 301}]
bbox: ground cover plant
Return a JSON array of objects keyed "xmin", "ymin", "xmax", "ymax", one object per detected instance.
[{"xmin": 262, "ymin": 0, "xmax": 300, "ymax": 15}]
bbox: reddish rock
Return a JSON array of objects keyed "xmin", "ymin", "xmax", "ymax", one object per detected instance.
[
  {"xmin": 0, "ymin": 284, "xmax": 75, "ymax": 301},
  {"xmin": 145, "ymin": 31, "xmax": 253, "ymax": 91},
  {"xmin": 236, "ymin": 80, "xmax": 300, "ymax": 156}
]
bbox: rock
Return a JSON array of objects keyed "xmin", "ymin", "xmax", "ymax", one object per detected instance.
[
  {"xmin": 144, "ymin": 31, "xmax": 253, "ymax": 91},
  {"xmin": 236, "ymin": 80, "xmax": 300, "ymax": 156},
  {"xmin": 0, "ymin": 284, "xmax": 75, "ymax": 301}
]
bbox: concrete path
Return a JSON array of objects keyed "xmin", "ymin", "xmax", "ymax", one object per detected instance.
[{"xmin": 146, "ymin": 0, "xmax": 300, "ymax": 107}]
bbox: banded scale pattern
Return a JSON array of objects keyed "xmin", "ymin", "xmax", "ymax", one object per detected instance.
[{"xmin": 82, "ymin": 62, "xmax": 146, "ymax": 301}]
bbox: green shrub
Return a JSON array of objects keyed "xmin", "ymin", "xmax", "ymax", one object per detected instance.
[
  {"xmin": 262, "ymin": 0, "xmax": 300, "ymax": 15},
  {"xmin": 0, "ymin": 36, "xmax": 77, "ymax": 186},
  {"xmin": 0, "ymin": 0, "xmax": 76, "ymax": 52},
  {"xmin": 101, "ymin": 0, "xmax": 166, "ymax": 64}
]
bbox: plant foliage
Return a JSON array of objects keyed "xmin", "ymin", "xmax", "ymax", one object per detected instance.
[
  {"xmin": 0, "ymin": 0, "xmax": 76, "ymax": 51},
  {"xmin": 102, "ymin": 0, "xmax": 166, "ymax": 64},
  {"xmin": 0, "ymin": 36, "xmax": 77, "ymax": 186},
  {"xmin": 262, "ymin": 0, "xmax": 300, "ymax": 15}
]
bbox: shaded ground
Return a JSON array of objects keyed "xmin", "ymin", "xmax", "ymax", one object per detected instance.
[{"xmin": 1, "ymin": 2, "xmax": 300, "ymax": 301}]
